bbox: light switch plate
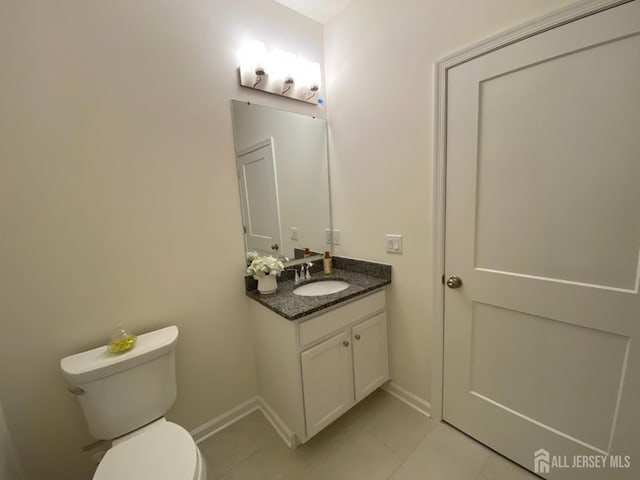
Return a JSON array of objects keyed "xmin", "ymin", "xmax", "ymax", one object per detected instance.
[
  {"xmin": 332, "ymin": 229, "xmax": 341, "ymax": 245},
  {"xmin": 290, "ymin": 227, "xmax": 298, "ymax": 241},
  {"xmin": 385, "ymin": 234, "xmax": 403, "ymax": 254},
  {"xmin": 325, "ymin": 228, "xmax": 341, "ymax": 245}
]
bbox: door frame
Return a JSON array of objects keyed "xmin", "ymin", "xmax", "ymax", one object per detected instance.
[{"xmin": 430, "ymin": 0, "xmax": 629, "ymax": 421}]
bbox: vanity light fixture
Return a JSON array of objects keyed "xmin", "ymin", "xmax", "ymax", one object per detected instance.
[{"xmin": 237, "ymin": 41, "xmax": 322, "ymax": 105}]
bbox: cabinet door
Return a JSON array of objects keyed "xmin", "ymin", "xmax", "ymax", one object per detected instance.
[
  {"xmin": 301, "ymin": 330, "xmax": 354, "ymax": 438},
  {"xmin": 352, "ymin": 312, "xmax": 389, "ymax": 402}
]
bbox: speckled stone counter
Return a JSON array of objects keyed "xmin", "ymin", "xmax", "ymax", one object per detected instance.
[{"xmin": 245, "ymin": 258, "xmax": 391, "ymax": 321}]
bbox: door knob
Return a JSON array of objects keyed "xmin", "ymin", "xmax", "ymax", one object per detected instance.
[
  {"xmin": 446, "ymin": 276, "xmax": 463, "ymax": 289},
  {"xmin": 343, "ymin": 341, "xmax": 349, "ymax": 347},
  {"xmin": 271, "ymin": 243, "xmax": 279, "ymax": 250}
]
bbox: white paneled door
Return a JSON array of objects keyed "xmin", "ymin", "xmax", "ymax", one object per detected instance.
[
  {"xmin": 443, "ymin": 2, "xmax": 640, "ymax": 479},
  {"xmin": 236, "ymin": 139, "xmax": 282, "ymax": 256}
]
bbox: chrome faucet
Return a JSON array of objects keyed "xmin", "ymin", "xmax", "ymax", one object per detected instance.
[
  {"xmin": 286, "ymin": 265, "xmax": 303, "ymax": 284},
  {"xmin": 304, "ymin": 263, "xmax": 313, "ymax": 280},
  {"xmin": 286, "ymin": 262, "xmax": 314, "ymax": 284}
]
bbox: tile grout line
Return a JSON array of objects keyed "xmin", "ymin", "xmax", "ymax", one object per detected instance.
[
  {"xmin": 199, "ymin": 411, "xmax": 275, "ymax": 479},
  {"xmin": 383, "ymin": 416, "xmax": 441, "ymax": 480}
]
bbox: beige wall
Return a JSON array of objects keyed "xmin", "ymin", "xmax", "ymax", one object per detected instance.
[
  {"xmin": 324, "ymin": 0, "xmax": 576, "ymax": 405},
  {"xmin": 0, "ymin": 1, "xmax": 323, "ymax": 479},
  {"xmin": 0, "ymin": 403, "xmax": 23, "ymax": 480}
]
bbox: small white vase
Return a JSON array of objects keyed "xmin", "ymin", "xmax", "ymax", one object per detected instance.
[{"xmin": 255, "ymin": 274, "xmax": 277, "ymax": 295}]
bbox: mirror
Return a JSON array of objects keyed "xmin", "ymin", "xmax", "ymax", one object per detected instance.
[{"xmin": 231, "ymin": 100, "xmax": 331, "ymax": 264}]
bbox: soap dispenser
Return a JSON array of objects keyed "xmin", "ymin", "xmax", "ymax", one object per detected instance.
[{"xmin": 323, "ymin": 252, "xmax": 333, "ymax": 275}]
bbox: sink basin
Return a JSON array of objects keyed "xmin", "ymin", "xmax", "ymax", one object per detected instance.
[{"xmin": 293, "ymin": 280, "xmax": 350, "ymax": 296}]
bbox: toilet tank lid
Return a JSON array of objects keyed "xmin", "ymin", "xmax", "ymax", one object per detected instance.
[{"xmin": 60, "ymin": 325, "xmax": 179, "ymax": 385}]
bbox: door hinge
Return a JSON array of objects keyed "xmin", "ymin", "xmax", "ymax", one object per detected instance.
[
  {"xmin": 243, "ymin": 225, "xmax": 247, "ymax": 234},
  {"xmin": 442, "ymin": 274, "xmax": 445, "ymax": 285}
]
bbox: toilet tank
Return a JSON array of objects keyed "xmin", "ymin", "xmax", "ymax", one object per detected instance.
[{"xmin": 60, "ymin": 326, "xmax": 179, "ymax": 440}]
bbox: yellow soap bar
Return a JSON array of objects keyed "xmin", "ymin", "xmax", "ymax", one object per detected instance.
[{"xmin": 107, "ymin": 334, "xmax": 137, "ymax": 353}]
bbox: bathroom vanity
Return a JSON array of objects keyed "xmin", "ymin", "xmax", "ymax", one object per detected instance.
[
  {"xmin": 231, "ymin": 100, "xmax": 391, "ymax": 446},
  {"xmin": 246, "ymin": 258, "xmax": 391, "ymax": 446}
]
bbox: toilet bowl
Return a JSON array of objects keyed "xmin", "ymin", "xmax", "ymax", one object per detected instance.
[{"xmin": 93, "ymin": 418, "xmax": 206, "ymax": 480}]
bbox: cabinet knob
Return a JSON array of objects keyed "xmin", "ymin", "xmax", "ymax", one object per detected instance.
[
  {"xmin": 343, "ymin": 341, "xmax": 349, "ymax": 347},
  {"xmin": 354, "ymin": 334, "xmax": 361, "ymax": 340}
]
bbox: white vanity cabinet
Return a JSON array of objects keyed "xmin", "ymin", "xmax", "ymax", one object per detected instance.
[
  {"xmin": 351, "ymin": 312, "xmax": 389, "ymax": 401},
  {"xmin": 300, "ymin": 330, "xmax": 354, "ymax": 438},
  {"xmin": 249, "ymin": 289, "xmax": 388, "ymax": 446},
  {"xmin": 301, "ymin": 310, "xmax": 389, "ymax": 438}
]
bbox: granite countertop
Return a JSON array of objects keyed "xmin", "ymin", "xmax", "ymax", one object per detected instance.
[{"xmin": 246, "ymin": 260, "xmax": 391, "ymax": 320}]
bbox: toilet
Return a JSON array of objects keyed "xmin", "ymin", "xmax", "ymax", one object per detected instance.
[{"xmin": 60, "ymin": 325, "xmax": 206, "ymax": 480}]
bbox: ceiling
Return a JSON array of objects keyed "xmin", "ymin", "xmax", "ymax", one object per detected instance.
[{"xmin": 273, "ymin": 0, "xmax": 353, "ymax": 24}]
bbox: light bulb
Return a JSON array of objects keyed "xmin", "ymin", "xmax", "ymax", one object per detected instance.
[
  {"xmin": 296, "ymin": 59, "xmax": 321, "ymax": 90},
  {"xmin": 269, "ymin": 49, "xmax": 296, "ymax": 82},
  {"xmin": 238, "ymin": 40, "xmax": 267, "ymax": 75}
]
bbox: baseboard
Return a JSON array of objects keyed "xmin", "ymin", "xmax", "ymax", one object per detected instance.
[
  {"xmin": 190, "ymin": 395, "xmax": 298, "ymax": 448},
  {"xmin": 190, "ymin": 385, "xmax": 429, "ymax": 447},
  {"xmin": 382, "ymin": 381, "xmax": 431, "ymax": 418},
  {"xmin": 191, "ymin": 396, "xmax": 261, "ymax": 444},
  {"xmin": 256, "ymin": 396, "xmax": 299, "ymax": 448}
]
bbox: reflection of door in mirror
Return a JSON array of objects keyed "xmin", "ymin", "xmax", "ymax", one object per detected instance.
[
  {"xmin": 236, "ymin": 139, "xmax": 282, "ymax": 257},
  {"xmin": 231, "ymin": 100, "xmax": 331, "ymax": 266}
]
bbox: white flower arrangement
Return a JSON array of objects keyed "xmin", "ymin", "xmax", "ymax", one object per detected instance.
[
  {"xmin": 246, "ymin": 254, "xmax": 285, "ymax": 278},
  {"xmin": 246, "ymin": 250, "xmax": 260, "ymax": 266}
]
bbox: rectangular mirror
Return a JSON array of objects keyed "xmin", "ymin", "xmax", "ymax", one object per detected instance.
[{"xmin": 231, "ymin": 100, "xmax": 331, "ymax": 264}]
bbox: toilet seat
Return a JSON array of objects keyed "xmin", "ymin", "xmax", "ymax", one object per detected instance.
[{"xmin": 94, "ymin": 419, "xmax": 204, "ymax": 480}]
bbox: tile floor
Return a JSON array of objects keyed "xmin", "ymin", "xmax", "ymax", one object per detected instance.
[{"xmin": 198, "ymin": 389, "xmax": 539, "ymax": 480}]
